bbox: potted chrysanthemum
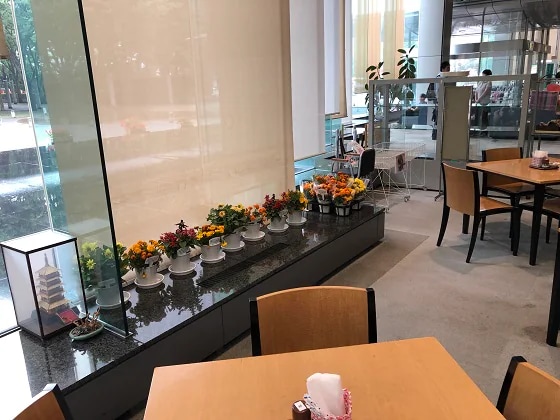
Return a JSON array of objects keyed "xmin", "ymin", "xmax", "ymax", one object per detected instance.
[
  {"xmin": 125, "ymin": 240, "xmax": 164, "ymax": 286},
  {"xmin": 282, "ymin": 189, "xmax": 308, "ymax": 226},
  {"xmin": 196, "ymin": 224, "xmax": 226, "ymax": 263},
  {"xmin": 243, "ymin": 204, "xmax": 267, "ymax": 241}
]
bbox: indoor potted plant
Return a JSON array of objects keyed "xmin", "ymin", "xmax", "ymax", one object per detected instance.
[
  {"xmin": 332, "ymin": 187, "xmax": 355, "ymax": 217},
  {"xmin": 196, "ymin": 224, "xmax": 226, "ymax": 262},
  {"xmin": 79, "ymin": 242, "xmax": 124, "ymax": 301},
  {"xmin": 302, "ymin": 181, "xmax": 316, "ymax": 211},
  {"xmin": 283, "ymin": 189, "xmax": 308, "ymax": 226},
  {"xmin": 243, "ymin": 204, "xmax": 267, "ymax": 241},
  {"xmin": 159, "ymin": 220, "xmax": 198, "ymax": 274},
  {"xmin": 124, "ymin": 240, "xmax": 164, "ymax": 285},
  {"xmin": 263, "ymin": 194, "xmax": 288, "ymax": 231},
  {"xmin": 207, "ymin": 204, "xmax": 249, "ymax": 251},
  {"xmin": 350, "ymin": 178, "xmax": 367, "ymax": 210}
]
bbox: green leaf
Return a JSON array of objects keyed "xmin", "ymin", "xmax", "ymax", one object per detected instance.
[
  {"xmin": 397, "ymin": 49, "xmax": 406, "ymax": 54},
  {"xmin": 364, "ymin": 83, "xmax": 368, "ymax": 91},
  {"xmin": 397, "ymin": 59, "xmax": 406, "ymax": 66},
  {"xmin": 409, "ymin": 45, "xmax": 415, "ymax": 53},
  {"xmin": 408, "ymin": 58, "xmax": 415, "ymax": 64},
  {"xmin": 369, "ymin": 73, "xmax": 376, "ymax": 79},
  {"xmin": 378, "ymin": 61, "xmax": 384, "ymax": 67},
  {"xmin": 366, "ymin": 65, "xmax": 376, "ymax": 71},
  {"xmin": 410, "ymin": 64, "xmax": 417, "ymax": 72},
  {"xmin": 382, "ymin": 71, "xmax": 390, "ymax": 76}
]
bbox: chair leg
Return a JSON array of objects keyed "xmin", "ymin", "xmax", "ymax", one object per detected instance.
[
  {"xmin": 437, "ymin": 206, "xmax": 450, "ymax": 246},
  {"xmin": 480, "ymin": 217, "xmax": 486, "ymax": 240},
  {"xmin": 467, "ymin": 215, "xmax": 481, "ymax": 263},
  {"xmin": 462, "ymin": 214, "xmax": 470, "ymax": 234},
  {"xmin": 509, "ymin": 196, "xmax": 519, "ymax": 239},
  {"xmin": 511, "ymin": 208, "xmax": 521, "ymax": 256},
  {"xmin": 547, "ymin": 216, "xmax": 553, "ymax": 244}
]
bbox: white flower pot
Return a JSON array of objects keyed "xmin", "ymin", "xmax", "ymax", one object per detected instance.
[
  {"xmin": 135, "ymin": 265, "xmax": 158, "ymax": 285},
  {"xmin": 96, "ymin": 279, "xmax": 120, "ymax": 306},
  {"xmin": 244, "ymin": 223, "xmax": 261, "ymax": 239},
  {"xmin": 319, "ymin": 204, "xmax": 331, "ymax": 214},
  {"xmin": 270, "ymin": 216, "xmax": 286, "ymax": 230},
  {"xmin": 171, "ymin": 253, "xmax": 191, "ymax": 272},
  {"xmin": 306, "ymin": 202, "xmax": 315, "ymax": 211},
  {"xmin": 222, "ymin": 232, "xmax": 242, "ymax": 249},
  {"xmin": 335, "ymin": 205, "xmax": 351, "ymax": 217},
  {"xmin": 287, "ymin": 211, "xmax": 304, "ymax": 224},
  {"xmin": 201, "ymin": 243, "xmax": 221, "ymax": 260}
]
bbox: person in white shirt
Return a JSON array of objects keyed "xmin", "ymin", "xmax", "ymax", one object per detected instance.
[{"xmin": 475, "ymin": 69, "xmax": 493, "ymax": 132}]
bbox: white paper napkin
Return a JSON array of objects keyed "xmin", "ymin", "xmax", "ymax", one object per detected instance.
[{"xmin": 306, "ymin": 373, "xmax": 345, "ymax": 416}]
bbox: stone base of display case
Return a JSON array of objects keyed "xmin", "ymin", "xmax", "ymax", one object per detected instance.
[{"xmin": 4, "ymin": 207, "xmax": 384, "ymax": 420}]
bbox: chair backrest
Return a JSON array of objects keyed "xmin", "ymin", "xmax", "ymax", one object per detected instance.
[
  {"xmin": 357, "ymin": 148, "xmax": 375, "ymax": 178},
  {"xmin": 250, "ymin": 286, "xmax": 377, "ymax": 356},
  {"xmin": 497, "ymin": 356, "xmax": 560, "ymax": 420},
  {"xmin": 482, "ymin": 147, "xmax": 523, "ymax": 188},
  {"xmin": 15, "ymin": 384, "xmax": 72, "ymax": 420},
  {"xmin": 441, "ymin": 163, "xmax": 478, "ymax": 216}
]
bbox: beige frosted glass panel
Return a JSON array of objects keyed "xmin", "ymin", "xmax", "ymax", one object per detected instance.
[{"xmin": 82, "ymin": 0, "xmax": 294, "ymax": 245}]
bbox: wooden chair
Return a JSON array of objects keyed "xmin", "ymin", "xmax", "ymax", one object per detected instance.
[
  {"xmin": 15, "ymin": 383, "xmax": 72, "ymax": 420},
  {"xmin": 520, "ymin": 198, "xmax": 560, "ymax": 244},
  {"xmin": 437, "ymin": 163, "xmax": 520, "ymax": 263},
  {"xmin": 482, "ymin": 147, "xmax": 535, "ymax": 206},
  {"xmin": 250, "ymin": 286, "xmax": 377, "ymax": 356},
  {"xmin": 496, "ymin": 356, "xmax": 560, "ymax": 420}
]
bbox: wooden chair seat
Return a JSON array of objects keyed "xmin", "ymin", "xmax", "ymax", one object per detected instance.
[
  {"xmin": 497, "ymin": 356, "xmax": 560, "ymax": 420},
  {"xmin": 480, "ymin": 197, "xmax": 513, "ymax": 213},
  {"xmin": 490, "ymin": 182, "xmax": 535, "ymax": 195},
  {"xmin": 520, "ymin": 198, "xmax": 560, "ymax": 243}
]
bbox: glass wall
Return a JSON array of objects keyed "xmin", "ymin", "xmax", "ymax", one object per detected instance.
[
  {"xmin": 9, "ymin": 0, "xmax": 128, "ymax": 335},
  {"xmin": 0, "ymin": 0, "xmax": 51, "ymax": 334}
]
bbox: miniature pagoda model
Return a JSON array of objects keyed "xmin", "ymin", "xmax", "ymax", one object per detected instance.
[{"xmin": 36, "ymin": 254, "xmax": 70, "ymax": 315}]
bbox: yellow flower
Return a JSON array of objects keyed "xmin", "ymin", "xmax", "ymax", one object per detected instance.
[
  {"xmin": 147, "ymin": 245, "xmax": 155, "ymax": 253},
  {"xmin": 104, "ymin": 249, "xmax": 113, "ymax": 258},
  {"xmin": 86, "ymin": 259, "xmax": 95, "ymax": 270},
  {"xmin": 219, "ymin": 211, "xmax": 225, "ymax": 217},
  {"xmin": 221, "ymin": 241, "xmax": 228, "ymax": 247}
]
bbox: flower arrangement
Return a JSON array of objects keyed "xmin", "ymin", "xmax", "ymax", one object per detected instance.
[
  {"xmin": 79, "ymin": 242, "xmax": 127, "ymax": 288},
  {"xmin": 282, "ymin": 189, "xmax": 308, "ymax": 212},
  {"xmin": 302, "ymin": 181, "xmax": 316, "ymax": 200},
  {"xmin": 207, "ymin": 204, "xmax": 250, "ymax": 234},
  {"xmin": 116, "ymin": 242, "xmax": 129, "ymax": 277},
  {"xmin": 159, "ymin": 220, "xmax": 198, "ymax": 259},
  {"xmin": 350, "ymin": 178, "xmax": 366, "ymax": 200},
  {"xmin": 195, "ymin": 224, "xmax": 226, "ymax": 246},
  {"xmin": 124, "ymin": 240, "xmax": 164, "ymax": 270},
  {"xmin": 262, "ymin": 194, "xmax": 288, "ymax": 220},
  {"xmin": 332, "ymin": 187, "xmax": 355, "ymax": 206},
  {"xmin": 245, "ymin": 204, "xmax": 268, "ymax": 223}
]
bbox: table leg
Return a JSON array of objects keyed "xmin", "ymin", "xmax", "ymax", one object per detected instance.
[
  {"xmin": 530, "ymin": 185, "xmax": 545, "ymax": 266},
  {"xmin": 547, "ymin": 230, "xmax": 560, "ymax": 346}
]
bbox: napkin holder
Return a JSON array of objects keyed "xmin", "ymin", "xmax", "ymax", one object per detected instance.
[{"xmin": 303, "ymin": 389, "xmax": 352, "ymax": 420}]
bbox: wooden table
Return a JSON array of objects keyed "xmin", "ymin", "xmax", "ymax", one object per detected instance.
[
  {"xmin": 467, "ymin": 158, "xmax": 560, "ymax": 265},
  {"xmin": 144, "ymin": 337, "xmax": 504, "ymax": 419}
]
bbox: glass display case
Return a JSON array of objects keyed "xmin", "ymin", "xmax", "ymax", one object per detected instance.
[{"xmin": 0, "ymin": 230, "xmax": 86, "ymax": 339}]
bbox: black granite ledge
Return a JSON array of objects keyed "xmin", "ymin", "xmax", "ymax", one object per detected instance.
[{"xmin": 2, "ymin": 206, "xmax": 384, "ymax": 415}]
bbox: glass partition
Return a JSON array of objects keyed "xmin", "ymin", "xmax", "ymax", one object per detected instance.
[{"xmin": 12, "ymin": 0, "xmax": 128, "ymax": 335}]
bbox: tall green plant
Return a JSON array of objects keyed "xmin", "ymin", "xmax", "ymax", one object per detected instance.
[
  {"xmin": 397, "ymin": 45, "xmax": 416, "ymax": 79},
  {"xmin": 364, "ymin": 61, "xmax": 390, "ymax": 106}
]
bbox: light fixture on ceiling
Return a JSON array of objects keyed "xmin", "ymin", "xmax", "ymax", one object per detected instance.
[{"xmin": 0, "ymin": 17, "xmax": 9, "ymax": 59}]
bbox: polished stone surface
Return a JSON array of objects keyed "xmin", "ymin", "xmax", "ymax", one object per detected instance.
[{"xmin": 0, "ymin": 206, "xmax": 382, "ymax": 417}]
